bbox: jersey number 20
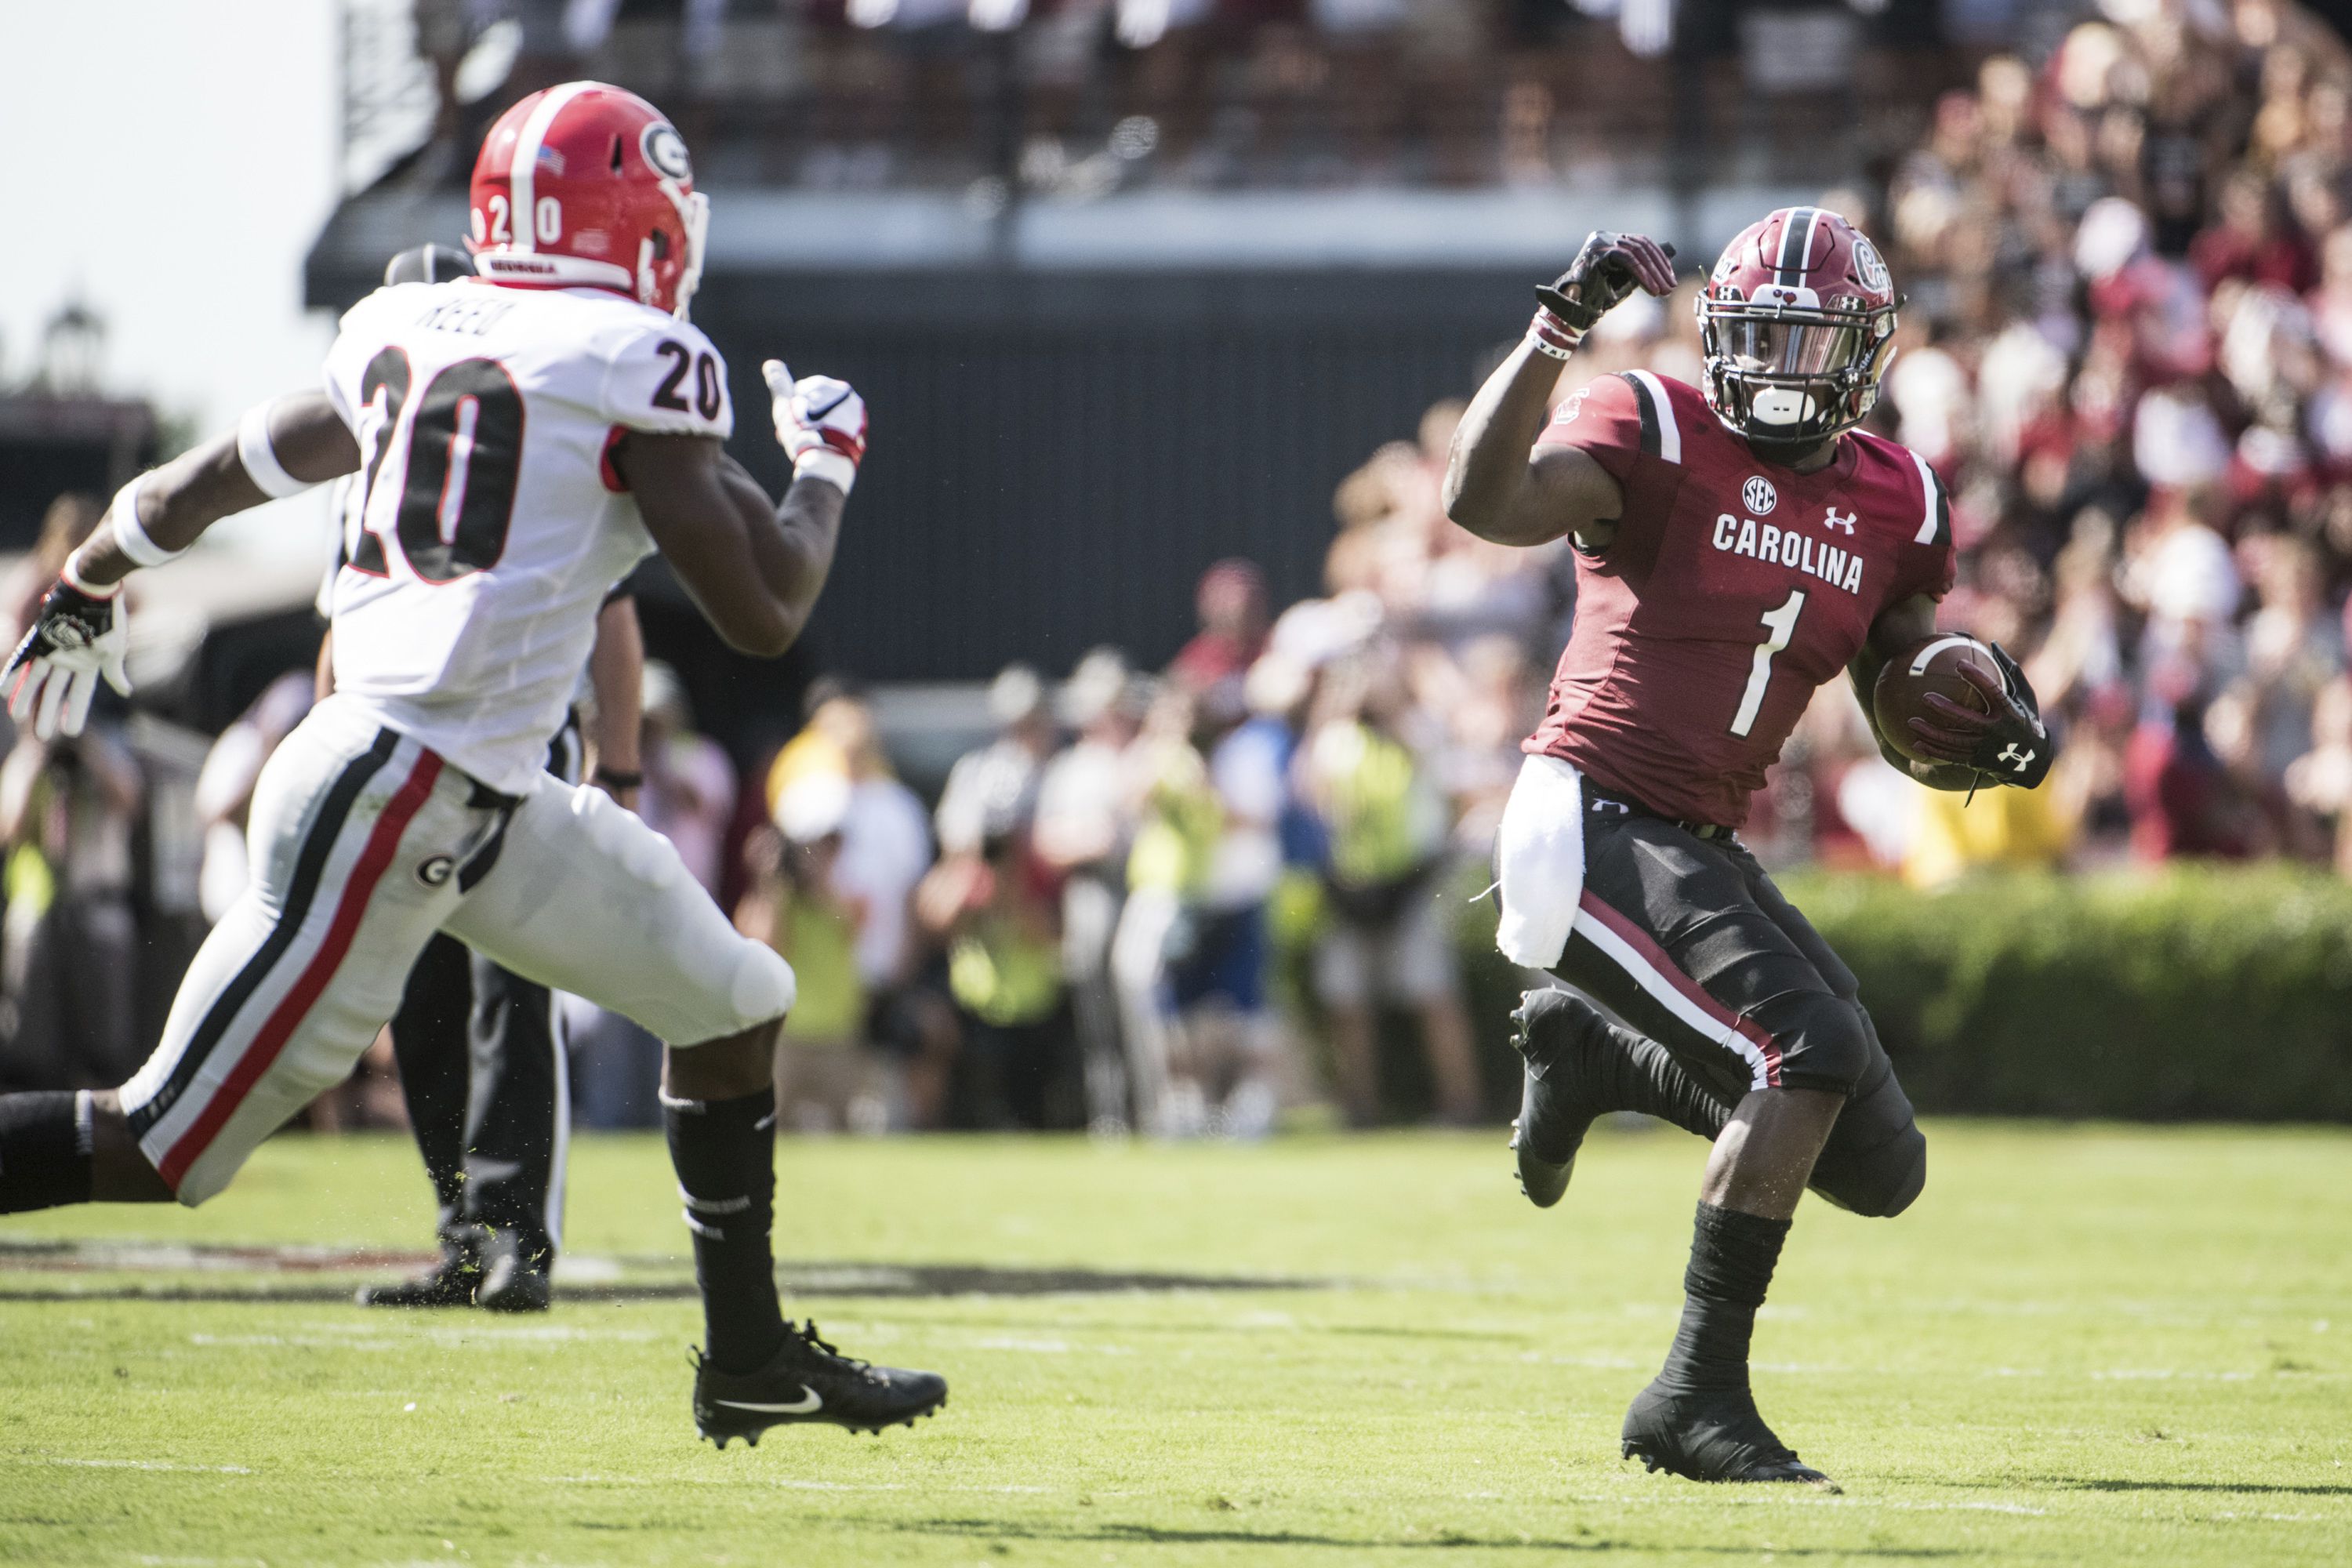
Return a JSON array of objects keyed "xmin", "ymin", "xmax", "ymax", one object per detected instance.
[
  {"xmin": 1730, "ymin": 590, "xmax": 1806, "ymax": 738},
  {"xmin": 348, "ymin": 348, "xmax": 522, "ymax": 583}
]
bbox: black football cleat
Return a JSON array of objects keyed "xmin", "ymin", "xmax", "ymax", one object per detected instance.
[
  {"xmin": 1621, "ymin": 1379, "xmax": 1838, "ymax": 1490},
  {"xmin": 474, "ymin": 1236, "xmax": 552, "ymax": 1314},
  {"xmin": 1508, "ymin": 988, "xmax": 1613, "ymax": 1208},
  {"xmin": 356, "ymin": 1254, "xmax": 477, "ymax": 1309},
  {"xmin": 693, "ymin": 1320, "xmax": 948, "ymax": 1447}
]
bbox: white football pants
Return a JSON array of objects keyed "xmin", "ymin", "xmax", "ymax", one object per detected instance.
[{"xmin": 119, "ymin": 695, "xmax": 795, "ymax": 1204}]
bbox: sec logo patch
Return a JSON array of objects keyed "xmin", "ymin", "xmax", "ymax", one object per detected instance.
[{"xmin": 1742, "ymin": 475, "xmax": 1779, "ymax": 516}]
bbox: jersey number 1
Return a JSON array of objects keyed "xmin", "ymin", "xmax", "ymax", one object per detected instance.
[
  {"xmin": 348, "ymin": 348, "xmax": 523, "ymax": 583},
  {"xmin": 1730, "ymin": 589, "xmax": 1806, "ymax": 738}
]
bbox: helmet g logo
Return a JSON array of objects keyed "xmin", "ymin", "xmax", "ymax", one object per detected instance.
[
  {"xmin": 641, "ymin": 123, "xmax": 692, "ymax": 181},
  {"xmin": 1742, "ymin": 476, "xmax": 1779, "ymax": 516}
]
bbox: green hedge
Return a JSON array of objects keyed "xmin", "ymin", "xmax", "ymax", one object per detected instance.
[
  {"xmin": 1772, "ymin": 866, "xmax": 2352, "ymax": 1122},
  {"xmin": 1301, "ymin": 864, "xmax": 2352, "ymax": 1122}
]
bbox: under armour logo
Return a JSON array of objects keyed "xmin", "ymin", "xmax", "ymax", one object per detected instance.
[
  {"xmin": 1998, "ymin": 743, "xmax": 2035, "ymax": 772},
  {"xmin": 1824, "ymin": 507, "xmax": 1857, "ymax": 534}
]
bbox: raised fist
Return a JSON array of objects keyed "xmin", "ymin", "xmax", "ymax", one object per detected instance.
[{"xmin": 1536, "ymin": 232, "xmax": 1679, "ymax": 334}]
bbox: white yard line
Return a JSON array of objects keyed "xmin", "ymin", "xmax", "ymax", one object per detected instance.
[{"xmin": 35, "ymin": 1457, "xmax": 252, "ymax": 1475}]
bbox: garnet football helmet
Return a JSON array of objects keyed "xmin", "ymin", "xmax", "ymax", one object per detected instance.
[
  {"xmin": 467, "ymin": 82, "xmax": 708, "ymax": 318},
  {"xmin": 1697, "ymin": 207, "xmax": 1900, "ymax": 449}
]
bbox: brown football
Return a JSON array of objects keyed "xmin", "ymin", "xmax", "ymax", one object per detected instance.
[{"xmin": 1874, "ymin": 634, "xmax": 2000, "ymax": 764}]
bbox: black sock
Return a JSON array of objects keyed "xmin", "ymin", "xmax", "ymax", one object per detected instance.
[
  {"xmin": 0, "ymin": 1092, "xmax": 93, "ymax": 1214},
  {"xmin": 664, "ymin": 1087, "xmax": 786, "ymax": 1374},
  {"xmin": 1607, "ymin": 1029, "xmax": 1735, "ymax": 1142},
  {"xmin": 1656, "ymin": 1201, "xmax": 1791, "ymax": 1396}
]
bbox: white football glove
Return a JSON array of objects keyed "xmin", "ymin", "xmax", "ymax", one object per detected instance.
[
  {"xmin": 763, "ymin": 359, "xmax": 867, "ymax": 495},
  {"xmin": 4, "ymin": 579, "xmax": 131, "ymax": 740}
]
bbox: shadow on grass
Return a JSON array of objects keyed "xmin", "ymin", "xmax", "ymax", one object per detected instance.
[
  {"xmin": 0, "ymin": 1248, "xmax": 1332, "ymax": 1304},
  {"xmin": 851, "ymin": 1516, "xmax": 1966, "ymax": 1555},
  {"xmin": 2011, "ymin": 1479, "xmax": 2352, "ymax": 1499}
]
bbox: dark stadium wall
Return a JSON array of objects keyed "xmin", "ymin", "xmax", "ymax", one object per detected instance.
[{"xmin": 684, "ymin": 267, "xmax": 1529, "ymax": 684}]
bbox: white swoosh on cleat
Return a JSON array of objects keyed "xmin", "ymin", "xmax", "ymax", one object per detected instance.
[{"xmin": 717, "ymin": 1386, "xmax": 822, "ymax": 1414}]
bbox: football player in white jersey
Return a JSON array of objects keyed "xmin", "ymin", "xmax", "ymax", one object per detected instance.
[{"xmin": 0, "ymin": 82, "xmax": 946, "ymax": 1446}]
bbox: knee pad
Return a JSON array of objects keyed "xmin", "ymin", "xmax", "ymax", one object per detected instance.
[
  {"xmin": 1809, "ymin": 1067, "xmax": 1927, "ymax": 1218},
  {"xmin": 726, "ymin": 940, "xmax": 798, "ymax": 1033},
  {"xmin": 1755, "ymin": 991, "xmax": 1872, "ymax": 1096}
]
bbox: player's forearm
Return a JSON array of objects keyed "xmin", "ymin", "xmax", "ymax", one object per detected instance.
[
  {"xmin": 746, "ymin": 474, "xmax": 845, "ymax": 656},
  {"xmin": 69, "ymin": 438, "xmax": 267, "ymax": 589},
  {"xmin": 1443, "ymin": 340, "xmax": 1566, "ymax": 544},
  {"xmin": 71, "ymin": 393, "xmax": 361, "ymax": 590}
]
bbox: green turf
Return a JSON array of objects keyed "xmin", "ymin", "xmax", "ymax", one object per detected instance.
[{"xmin": 2, "ymin": 1123, "xmax": 2347, "ymax": 1565}]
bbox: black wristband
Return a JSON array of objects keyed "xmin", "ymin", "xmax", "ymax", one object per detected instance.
[{"xmin": 594, "ymin": 766, "xmax": 644, "ymax": 790}]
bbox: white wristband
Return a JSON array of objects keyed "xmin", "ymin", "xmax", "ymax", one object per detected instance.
[
  {"xmin": 237, "ymin": 401, "xmax": 311, "ymax": 499},
  {"xmin": 60, "ymin": 554, "xmax": 118, "ymax": 599},
  {"xmin": 110, "ymin": 474, "xmax": 183, "ymax": 568},
  {"xmin": 793, "ymin": 450, "xmax": 857, "ymax": 495}
]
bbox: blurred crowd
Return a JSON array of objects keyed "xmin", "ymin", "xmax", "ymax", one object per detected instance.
[
  {"xmin": 1777, "ymin": 0, "xmax": 2352, "ymax": 884},
  {"xmin": 399, "ymin": 0, "xmax": 1929, "ymax": 191},
  {"xmin": 735, "ymin": 528, "xmax": 1534, "ymax": 1136}
]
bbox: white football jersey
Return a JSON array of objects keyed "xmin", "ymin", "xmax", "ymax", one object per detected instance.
[{"xmin": 320, "ymin": 281, "xmax": 733, "ymax": 793}]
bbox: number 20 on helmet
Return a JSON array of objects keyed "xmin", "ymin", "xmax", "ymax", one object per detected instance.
[{"xmin": 467, "ymin": 81, "xmax": 709, "ymax": 319}]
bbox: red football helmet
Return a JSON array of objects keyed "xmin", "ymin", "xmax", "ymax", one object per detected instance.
[
  {"xmin": 1697, "ymin": 207, "xmax": 1900, "ymax": 448},
  {"xmin": 467, "ymin": 82, "xmax": 709, "ymax": 318}
]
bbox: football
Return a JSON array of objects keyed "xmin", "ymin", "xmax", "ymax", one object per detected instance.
[{"xmin": 1873, "ymin": 633, "xmax": 2001, "ymax": 764}]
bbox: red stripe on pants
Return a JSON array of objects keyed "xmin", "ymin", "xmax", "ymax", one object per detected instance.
[
  {"xmin": 1576, "ymin": 889, "xmax": 1783, "ymax": 1087},
  {"xmin": 159, "ymin": 749, "xmax": 445, "ymax": 1189}
]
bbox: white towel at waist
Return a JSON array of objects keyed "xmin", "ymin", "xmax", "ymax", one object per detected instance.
[{"xmin": 1494, "ymin": 753, "xmax": 1586, "ymax": 970}]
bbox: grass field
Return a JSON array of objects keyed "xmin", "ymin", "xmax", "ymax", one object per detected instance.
[{"xmin": 2, "ymin": 1123, "xmax": 2347, "ymax": 1566}]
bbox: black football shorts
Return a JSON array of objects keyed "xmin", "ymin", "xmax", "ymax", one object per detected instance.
[{"xmin": 1549, "ymin": 803, "xmax": 1925, "ymax": 1212}]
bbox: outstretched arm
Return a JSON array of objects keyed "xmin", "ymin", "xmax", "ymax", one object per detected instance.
[
  {"xmin": 7, "ymin": 392, "xmax": 358, "ymax": 738},
  {"xmin": 71, "ymin": 393, "xmax": 359, "ymax": 590},
  {"xmin": 1443, "ymin": 230, "xmax": 1676, "ymax": 550}
]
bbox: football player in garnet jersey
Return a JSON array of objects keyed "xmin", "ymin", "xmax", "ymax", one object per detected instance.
[
  {"xmin": 1445, "ymin": 210, "xmax": 2053, "ymax": 1487},
  {"xmin": 0, "ymin": 83, "xmax": 945, "ymax": 1446}
]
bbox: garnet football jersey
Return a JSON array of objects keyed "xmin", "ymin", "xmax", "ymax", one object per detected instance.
[
  {"xmin": 321, "ymin": 281, "xmax": 733, "ymax": 793},
  {"xmin": 1526, "ymin": 369, "xmax": 1955, "ymax": 827}
]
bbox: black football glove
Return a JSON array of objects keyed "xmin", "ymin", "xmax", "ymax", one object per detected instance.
[
  {"xmin": 1905, "ymin": 641, "xmax": 2054, "ymax": 789},
  {"xmin": 3, "ymin": 579, "xmax": 131, "ymax": 741},
  {"xmin": 1535, "ymin": 232, "xmax": 1679, "ymax": 332}
]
